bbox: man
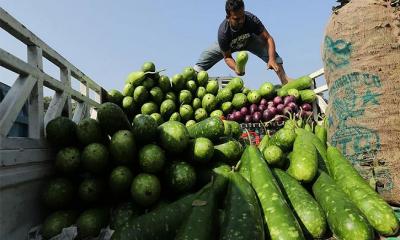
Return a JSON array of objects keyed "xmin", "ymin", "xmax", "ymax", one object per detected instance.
[{"xmin": 193, "ymin": 0, "xmax": 292, "ymax": 84}]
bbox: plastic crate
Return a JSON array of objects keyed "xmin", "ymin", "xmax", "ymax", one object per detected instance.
[{"xmin": 238, "ymin": 122, "xmax": 283, "ymax": 146}]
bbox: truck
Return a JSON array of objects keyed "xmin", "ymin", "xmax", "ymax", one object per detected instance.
[{"xmin": 0, "ymin": 6, "xmax": 334, "ymax": 240}]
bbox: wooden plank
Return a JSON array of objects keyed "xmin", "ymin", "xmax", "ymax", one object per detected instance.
[
  {"xmin": 314, "ymin": 84, "xmax": 328, "ymax": 94},
  {"xmin": 0, "ymin": 47, "xmax": 30, "ymax": 75},
  {"xmin": 312, "ymin": 100, "xmax": 319, "ymax": 122},
  {"xmin": 80, "ymin": 82, "xmax": 89, "ymax": 97},
  {"xmin": 27, "ymin": 45, "xmax": 44, "ymax": 139},
  {"xmin": 0, "ymin": 137, "xmax": 49, "ymax": 150},
  {"xmin": 28, "ymin": 80, "xmax": 44, "ymax": 138},
  {"xmin": 0, "ymin": 161, "xmax": 52, "ymax": 189},
  {"xmin": 0, "ymin": 75, "xmax": 36, "ymax": 137},
  {"xmin": 310, "ymin": 77, "xmax": 319, "ymax": 122},
  {"xmin": 308, "ymin": 68, "xmax": 324, "ymax": 79},
  {"xmin": 43, "ymin": 92, "xmax": 67, "ymax": 127},
  {"xmin": 0, "ymin": 48, "xmax": 101, "ymax": 108},
  {"xmin": 91, "ymin": 90, "xmax": 102, "ymax": 119},
  {"xmin": 72, "ymin": 102, "xmax": 88, "ymax": 123},
  {"xmin": 0, "ymin": 48, "xmax": 64, "ymax": 91},
  {"xmin": 316, "ymin": 95, "xmax": 328, "ymax": 114},
  {"xmin": 27, "ymin": 45, "xmax": 43, "ymax": 70},
  {"xmin": 71, "ymin": 69, "xmax": 102, "ymax": 93},
  {"xmin": 0, "ymin": 148, "xmax": 54, "ymax": 167},
  {"xmin": 60, "ymin": 67, "xmax": 72, "ymax": 118},
  {"xmin": 79, "ymin": 82, "xmax": 90, "ymax": 118},
  {"xmin": 71, "ymin": 91, "xmax": 100, "ymax": 107},
  {"xmin": 0, "ymin": 8, "xmax": 102, "ymax": 93}
]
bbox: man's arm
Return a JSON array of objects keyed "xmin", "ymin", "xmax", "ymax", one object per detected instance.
[
  {"xmin": 260, "ymin": 29, "xmax": 279, "ymax": 72},
  {"xmin": 223, "ymin": 50, "xmax": 244, "ymax": 76}
]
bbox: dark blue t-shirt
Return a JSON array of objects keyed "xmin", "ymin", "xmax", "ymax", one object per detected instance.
[{"xmin": 218, "ymin": 11, "xmax": 265, "ymax": 52}]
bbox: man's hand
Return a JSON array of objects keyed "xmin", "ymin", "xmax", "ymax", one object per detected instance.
[
  {"xmin": 267, "ymin": 60, "xmax": 279, "ymax": 72},
  {"xmin": 235, "ymin": 66, "xmax": 245, "ymax": 76},
  {"xmin": 223, "ymin": 51, "xmax": 245, "ymax": 76}
]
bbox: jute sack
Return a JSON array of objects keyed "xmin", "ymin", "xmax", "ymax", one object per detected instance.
[{"xmin": 322, "ymin": 0, "xmax": 400, "ymax": 205}]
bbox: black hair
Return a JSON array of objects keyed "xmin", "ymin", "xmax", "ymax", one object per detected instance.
[{"xmin": 225, "ymin": 0, "xmax": 245, "ymax": 16}]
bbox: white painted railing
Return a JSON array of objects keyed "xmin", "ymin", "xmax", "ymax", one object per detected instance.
[
  {"xmin": 0, "ymin": 8, "xmax": 106, "ymax": 239},
  {"xmin": 309, "ymin": 68, "xmax": 328, "ymax": 123},
  {"xmin": 0, "ymin": 5, "xmax": 105, "ymax": 195},
  {"xmin": 0, "ymin": 7, "xmax": 106, "ymax": 166}
]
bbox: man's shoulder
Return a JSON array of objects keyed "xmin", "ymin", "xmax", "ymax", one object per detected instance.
[
  {"xmin": 244, "ymin": 11, "xmax": 264, "ymax": 32},
  {"xmin": 218, "ymin": 18, "xmax": 229, "ymax": 33},
  {"xmin": 218, "ymin": 18, "xmax": 230, "ymax": 38},
  {"xmin": 245, "ymin": 11, "xmax": 261, "ymax": 22},
  {"xmin": 245, "ymin": 11, "xmax": 257, "ymax": 17}
]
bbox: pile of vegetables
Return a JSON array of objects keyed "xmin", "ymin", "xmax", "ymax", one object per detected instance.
[
  {"xmin": 38, "ymin": 61, "xmax": 249, "ymax": 240},
  {"xmin": 42, "ymin": 113, "xmax": 244, "ymax": 239},
  {"xmin": 109, "ymin": 62, "xmax": 228, "ymax": 126},
  {"xmin": 225, "ymin": 76, "xmax": 318, "ymax": 125},
  {"xmin": 110, "ymin": 61, "xmax": 317, "ymax": 130},
  {"xmin": 226, "ymin": 95, "xmax": 314, "ymax": 124},
  {"xmin": 111, "ymin": 117, "xmax": 400, "ymax": 240},
  {"xmin": 38, "ymin": 61, "xmax": 399, "ymax": 240},
  {"xmin": 252, "ymin": 120, "xmax": 399, "ymax": 239}
]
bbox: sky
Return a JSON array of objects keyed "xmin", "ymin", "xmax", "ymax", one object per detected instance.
[{"xmin": 0, "ymin": 1, "xmax": 335, "ymax": 95}]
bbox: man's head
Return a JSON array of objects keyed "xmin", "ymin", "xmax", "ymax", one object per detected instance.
[{"xmin": 225, "ymin": 0, "xmax": 245, "ymax": 31}]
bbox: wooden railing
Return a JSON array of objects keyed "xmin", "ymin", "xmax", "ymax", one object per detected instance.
[
  {"xmin": 309, "ymin": 68, "xmax": 328, "ymax": 123},
  {"xmin": 0, "ymin": 7, "xmax": 106, "ymax": 182}
]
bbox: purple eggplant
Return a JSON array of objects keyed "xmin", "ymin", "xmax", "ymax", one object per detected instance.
[
  {"xmin": 258, "ymin": 104, "xmax": 267, "ymax": 112},
  {"xmin": 260, "ymin": 98, "xmax": 268, "ymax": 105},
  {"xmin": 263, "ymin": 110, "xmax": 273, "ymax": 121},
  {"xmin": 244, "ymin": 114, "xmax": 252, "ymax": 123},
  {"xmin": 283, "ymin": 106, "xmax": 292, "ymax": 116},
  {"xmin": 276, "ymin": 104, "xmax": 285, "ymax": 113},
  {"xmin": 267, "ymin": 106, "xmax": 278, "ymax": 116},
  {"xmin": 299, "ymin": 110, "xmax": 313, "ymax": 118},
  {"xmin": 301, "ymin": 103, "xmax": 312, "ymax": 112},
  {"xmin": 240, "ymin": 107, "xmax": 249, "ymax": 116},
  {"xmin": 234, "ymin": 111, "xmax": 243, "ymax": 121},
  {"xmin": 304, "ymin": 111, "xmax": 313, "ymax": 118},
  {"xmin": 250, "ymin": 104, "xmax": 258, "ymax": 115},
  {"xmin": 284, "ymin": 95, "xmax": 296, "ymax": 105},
  {"xmin": 273, "ymin": 96, "xmax": 283, "ymax": 106},
  {"xmin": 287, "ymin": 102, "xmax": 299, "ymax": 112},
  {"xmin": 253, "ymin": 112, "xmax": 262, "ymax": 122}
]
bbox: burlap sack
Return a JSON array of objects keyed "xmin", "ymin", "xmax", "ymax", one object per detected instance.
[{"xmin": 323, "ymin": 0, "xmax": 400, "ymax": 205}]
